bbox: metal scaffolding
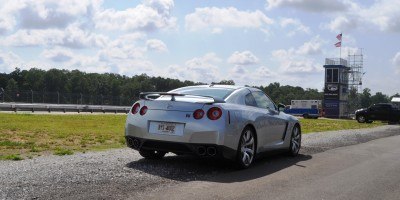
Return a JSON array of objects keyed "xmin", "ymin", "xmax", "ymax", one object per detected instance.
[{"xmin": 347, "ymin": 49, "xmax": 364, "ymax": 94}]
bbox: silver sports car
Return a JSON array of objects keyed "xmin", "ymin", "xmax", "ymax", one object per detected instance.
[{"xmin": 125, "ymin": 85, "xmax": 301, "ymax": 168}]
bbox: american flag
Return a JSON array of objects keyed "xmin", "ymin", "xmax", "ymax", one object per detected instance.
[
  {"xmin": 336, "ymin": 33, "xmax": 342, "ymax": 41},
  {"xmin": 335, "ymin": 41, "xmax": 341, "ymax": 47}
]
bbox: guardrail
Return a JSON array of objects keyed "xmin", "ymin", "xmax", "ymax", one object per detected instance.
[{"xmin": 0, "ymin": 103, "xmax": 131, "ymax": 114}]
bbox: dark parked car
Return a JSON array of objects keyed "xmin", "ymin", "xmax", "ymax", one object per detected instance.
[{"xmin": 355, "ymin": 103, "xmax": 400, "ymax": 124}]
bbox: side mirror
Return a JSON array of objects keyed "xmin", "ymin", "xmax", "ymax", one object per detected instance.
[{"xmin": 278, "ymin": 103, "xmax": 286, "ymax": 112}]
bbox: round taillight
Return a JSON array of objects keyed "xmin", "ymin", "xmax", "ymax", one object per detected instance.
[
  {"xmin": 131, "ymin": 103, "xmax": 140, "ymax": 114},
  {"xmin": 193, "ymin": 109, "xmax": 205, "ymax": 120},
  {"xmin": 140, "ymin": 106, "xmax": 148, "ymax": 115},
  {"xmin": 207, "ymin": 107, "xmax": 222, "ymax": 120}
]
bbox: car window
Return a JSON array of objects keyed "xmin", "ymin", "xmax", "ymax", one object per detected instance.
[
  {"xmin": 382, "ymin": 104, "xmax": 392, "ymax": 111},
  {"xmin": 245, "ymin": 93, "xmax": 257, "ymax": 107},
  {"xmin": 252, "ymin": 91, "xmax": 276, "ymax": 110},
  {"xmin": 370, "ymin": 105, "xmax": 380, "ymax": 111}
]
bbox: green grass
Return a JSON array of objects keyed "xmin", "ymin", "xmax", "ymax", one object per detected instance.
[
  {"xmin": 0, "ymin": 113, "xmax": 126, "ymax": 160},
  {"xmin": 53, "ymin": 148, "xmax": 74, "ymax": 156},
  {"xmin": 300, "ymin": 118, "xmax": 382, "ymax": 134},
  {"xmin": 0, "ymin": 154, "xmax": 23, "ymax": 161},
  {"xmin": 0, "ymin": 113, "xmax": 384, "ymax": 160}
]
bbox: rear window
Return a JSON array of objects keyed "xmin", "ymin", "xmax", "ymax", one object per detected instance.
[{"xmin": 171, "ymin": 87, "xmax": 235, "ymax": 100}]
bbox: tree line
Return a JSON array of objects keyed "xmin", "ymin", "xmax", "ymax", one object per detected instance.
[{"xmin": 0, "ymin": 68, "xmax": 398, "ymax": 107}]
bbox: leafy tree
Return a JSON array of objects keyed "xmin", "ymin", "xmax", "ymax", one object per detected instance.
[
  {"xmin": 347, "ymin": 86, "xmax": 360, "ymax": 112},
  {"xmin": 360, "ymin": 88, "xmax": 372, "ymax": 108},
  {"xmin": 370, "ymin": 92, "xmax": 389, "ymax": 104},
  {"xmin": 6, "ymin": 78, "xmax": 19, "ymax": 91},
  {"xmin": 212, "ymin": 80, "xmax": 235, "ymax": 85},
  {"xmin": 0, "ymin": 69, "xmax": 394, "ymax": 107}
]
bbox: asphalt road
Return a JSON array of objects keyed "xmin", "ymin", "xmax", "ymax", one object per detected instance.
[
  {"xmin": 144, "ymin": 130, "xmax": 400, "ymax": 200},
  {"xmin": 1, "ymin": 125, "xmax": 400, "ymax": 200}
]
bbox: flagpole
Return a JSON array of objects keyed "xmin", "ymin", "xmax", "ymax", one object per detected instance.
[
  {"xmin": 340, "ymin": 32, "xmax": 342, "ymax": 61},
  {"xmin": 335, "ymin": 33, "xmax": 342, "ymax": 63}
]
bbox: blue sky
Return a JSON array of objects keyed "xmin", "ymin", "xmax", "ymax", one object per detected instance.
[{"xmin": 0, "ymin": 0, "xmax": 399, "ymax": 95}]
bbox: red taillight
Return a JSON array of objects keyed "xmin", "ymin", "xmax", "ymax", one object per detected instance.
[
  {"xmin": 193, "ymin": 109, "xmax": 205, "ymax": 119},
  {"xmin": 207, "ymin": 107, "xmax": 222, "ymax": 120},
  {"xmin": 131, "ymin": 103, "xmax": 140, "ymax": 114},
  {"xmin": 140, "ymin": 106, "xmax": 148, "ymax": 115}
]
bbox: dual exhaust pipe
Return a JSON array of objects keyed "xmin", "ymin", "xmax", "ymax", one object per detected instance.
[
  {"xmin": 198, "ymin": 146, "xmax": 217, "ymax": 156},
  {"xmin": 127, "ymin": 137, "xmax": 217, "ymax": 157},
  {"xmin": 127, "ymin": 137, "xmax": 141, "ymax": 149}
]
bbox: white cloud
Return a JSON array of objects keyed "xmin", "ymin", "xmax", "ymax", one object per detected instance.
[
  {"xmin": 271, "ymin": 36, "xmax": 324, "ymax": 58},
  {"xmin": 227, "ymin": 51, "xmax": 259, "ymax": 66},
  {"xmin": 94, "ymin": 0, "xmax": 176, "ymax": 32},
  {"xmin": 1, "ymin": 24, "xmax": 109, "ymax": 48},
  {"xmin": 272, "ymin": 37, "xmax": 324, "ymax": 74},
  {"xmin": 324, "ymin": 0, "xmax": 400, "ymax": 33},
  {"xmin": 0, "ymin": 51, "xmax": 23, "ymax": 73},
  {"xmin": 0, "ymin": 0, "xmax": 101, "ymax": 32},
  {"xmin": 146, "ymin": 39, "xmax": 168, "ymax": 52},
  {"xmin": 296, "ymin": 37, "xmax": 323, "ymax": 55},
  {"xmin": 0, "ymin": 13, "xmax": 15, "ymax": 35},
  {"xmin": 185, "ymin": 7, "xmax": 273, "ymax": 33},
  {"xmin": 280, "ymin": 18, "xmax": 310, "ymax": 36},
  {"xmin": 41, "ymin": 48, "xmax": 74, "ymax": 62},
  {"xmin": 228, "ymin": 65, "xmax": 278, "ymax": 86},
  {"xmin": 144, "ymin": 0, "xmax": 174, "ymax": 16},
  {"xmin": 392, "ymin": 52, "xmax": 400, "ymax": 73},
  {"xmin": 98, "ymin": 35, "xmax": 146, "ymax": 61},
  {"xmin": 360, "ymin": 0, "xmax": 400, "ymax": 32},
  {"xmin": 325, "ymin": 16, "xmax": 359, "ymax": 32},
  {"xmin": 266, "ymin": 0, "xmax": 348, "ymax": 12},
  {"xmin": 166, "ymin": 53, "xmax": 222, "ymax": 83}
]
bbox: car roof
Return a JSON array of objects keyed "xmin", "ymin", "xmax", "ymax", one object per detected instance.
[
  {"xmin": 374, "ymin": 103, "xmax": 393, "ymax": 106},
  {"xmin": 175, "ymin": 85, "xmax": 246, "ymax": 90}
]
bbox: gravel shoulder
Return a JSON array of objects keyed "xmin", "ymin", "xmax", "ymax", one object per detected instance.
[{"xmin": 1, "ymin": 125, "xmax": 399, "ymax": 200}]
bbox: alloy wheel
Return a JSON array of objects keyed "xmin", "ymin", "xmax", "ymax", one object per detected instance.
[
  {"xmin": 290, "ymin": 126, "xmax": 301, "ymax": 155},
  {"xmin": 357, "ymin": 115, "xmax": 366, "ymax": 123},
  {"xmin": 240, "ymin": 129, "xmax": 255, "ymax": 167}
]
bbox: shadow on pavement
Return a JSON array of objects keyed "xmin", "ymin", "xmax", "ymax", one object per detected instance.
[{"xmin": 126, "ymin": 153, "xmax": 312, "ymax": 183}]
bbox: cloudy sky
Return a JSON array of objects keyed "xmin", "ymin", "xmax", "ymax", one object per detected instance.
[{"xmin": 0, "ymin": 0, "xmax": 399, "ymax": 95}]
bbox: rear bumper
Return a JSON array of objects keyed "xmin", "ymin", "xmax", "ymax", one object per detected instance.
[{"xmin": 125, "ymin": 136, "xmax": 237, "ymax": 160}]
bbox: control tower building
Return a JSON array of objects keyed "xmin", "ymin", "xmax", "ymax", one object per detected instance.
[{"xmin": 323, "ymin": 58, "xmax": 350, "ymax": 118}]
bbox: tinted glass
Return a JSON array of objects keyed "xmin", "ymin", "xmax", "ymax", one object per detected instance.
[
  {"xmin": 172, "ymin": 87, "xmax": 235, "ymax": 99},
  {"xmin": 332, "ymin": 69, "xmax": 339, "ymax": 83},
  {"xmin": 252, "ymin": 91, "xmax": 276, "ymax": 110},
  {"xmin": 326, "ymin": 69, "xmax": 333, "ymax": 83},
  {"xmin": 370, "ymin": 105, "xmax": 378, "ymax": 111},
  {"xmin": 245, "ymin": 93, "xmax": 257, "ymax": 107}
]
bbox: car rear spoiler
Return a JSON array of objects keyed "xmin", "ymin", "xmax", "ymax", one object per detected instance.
[{"xmin": 139, "ymin": 92, "xmax": 225, "ymax": 103}]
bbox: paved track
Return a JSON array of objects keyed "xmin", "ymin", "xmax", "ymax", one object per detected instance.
[{"xmin": 144, "ymin": 132, "xmax": 400, "ymax": 200}]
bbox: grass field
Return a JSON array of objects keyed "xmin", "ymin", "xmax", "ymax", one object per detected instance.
[
  {"xmin": 0, "ymin": 113, "xmax": 382, "ymax": 160},
  {"xmin": 0, "ymin": 113, "xmax": 126, "ymax": 160}
]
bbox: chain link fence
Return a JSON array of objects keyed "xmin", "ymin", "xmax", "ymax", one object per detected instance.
[{"xmin": 0, "ymin": 89, "xmax": 135, "ymax": 106}]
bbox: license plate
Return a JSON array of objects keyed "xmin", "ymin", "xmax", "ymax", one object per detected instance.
[{"xmin": 149, "ymin": 122, "xmax": 184, "ymax": 136}]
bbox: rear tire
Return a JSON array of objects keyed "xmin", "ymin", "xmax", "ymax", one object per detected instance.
[
  {"xmin": 356, "ymin": 115, "xmax": 366, "ymax": 123},
  {"xmin": 288, "ymin": 124, "xmax": 301, "ymax": 156},
  {"xmin": 236, "ymin": 127, "xmax": 256, "ymax": 169},
  {"xmin": 139, "ymin": 149, "xmax": 166, "ymax": 159}
]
